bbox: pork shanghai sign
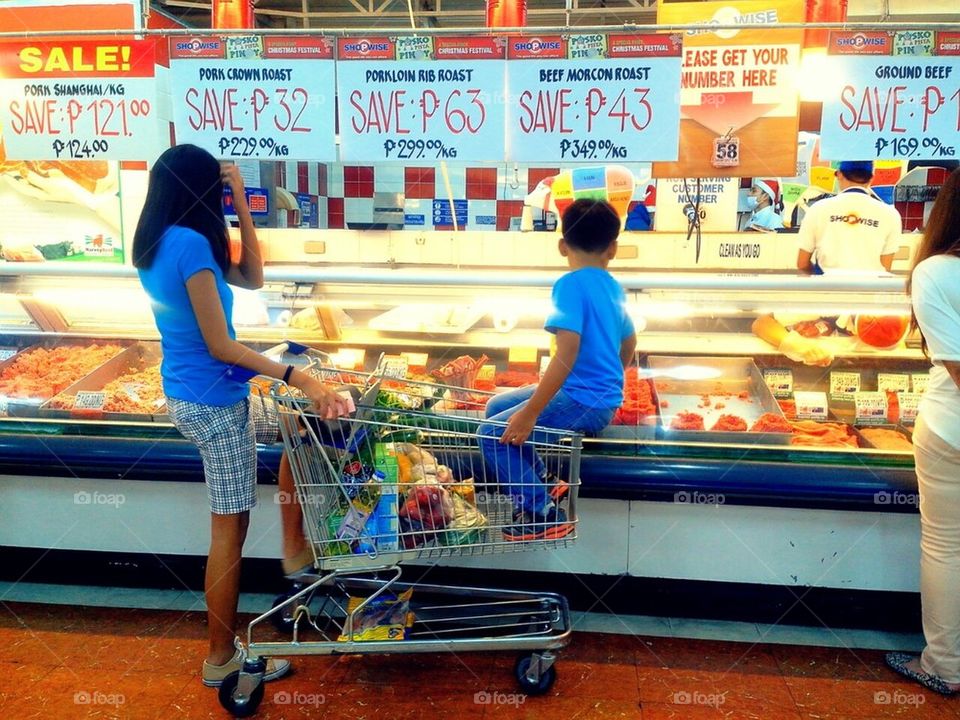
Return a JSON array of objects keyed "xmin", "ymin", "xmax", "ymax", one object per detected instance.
[
  {"xmin": 505, "ymin": 34, "xmax": 682, "ymax": 163},
  {"xmin": 169, "ymin": 36, "xmax": 336, "ymax": 161},
  {"xmin": 820, "ymin": 31, "xmax": 960, "ymax": 161},
  {"xmin": 0, "ymin": 40, "xmax": 158, "ymax": 160},
  {"xmin": 336, "ymin": 36, "xmax": 507, "ymax": 162}
]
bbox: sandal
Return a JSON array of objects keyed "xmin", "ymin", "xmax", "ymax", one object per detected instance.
[{"xmin": 885, "ymin": 652, "xmax": 959, "ymax": 696}]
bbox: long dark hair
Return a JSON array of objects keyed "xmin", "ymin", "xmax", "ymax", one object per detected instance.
[
  {"xmin": 907, "ymin": 168, "xmax": 960, "ymax": 356},
  {"xmin": 132, "ymin": 144, "xmax": 229, "ymax": 272}
]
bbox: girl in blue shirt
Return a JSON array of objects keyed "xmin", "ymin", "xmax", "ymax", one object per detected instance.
[{"xmin": 134, "ymin": 144, "xmax": 350, "ymax": 687}]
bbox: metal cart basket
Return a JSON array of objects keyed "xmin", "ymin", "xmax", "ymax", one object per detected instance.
[{"xmin": 219, "ymin": 348, "xmax": 582, "ymax": 717}]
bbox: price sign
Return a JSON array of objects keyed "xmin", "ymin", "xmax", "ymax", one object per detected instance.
[
  {"xmin": 400, "ymin": 352, "xmax": 429, "ymax": 374},
  {"xmin": 337, "ymin": 36, "xmax": 506, "ymax": 162},
  {"xmin": 830, "ymin": 371, "xmax": 862, "ymax": 402},
  {"xmin": 74, "ymin": 391, "xmax": 106, "ymax": 410},
  {"xmin": 821, "ymin": 32, "xmax": 960, "ymax": 161},
  {"xmin": 505, "ymin": 34, "xmax": 682, "ymax": 162},
  {"xmin": 912, "ymin": 373, "xmax": 930, "ymax": 393},
  {"xmin": 332, "ymin": 348, "xmax": 366, "ymax": 371},
  {"xmin": 381, "ymin": 356, "xmax": 409, "ymax": 379},
  {"xmin": 477, "ymin": 364, "xmax": 496, "ymax": 383},
  {"xmin": 854, "ymin": 391, "xmax": 889, "ymax": 425},
  {"xmin": 763, "ymin": 368, "xmax": 794, "ymax": 398},
  {"xmin": 170, "ymin": 36, "xmax": 336, "ymax": 160},
  {"xmin": 794, "ymin": 391, "xmax": 828, "ymax": 421},
  {"xmin": 897, "ymin": 392, "xmax": 921, "ymax": 424},
  {"xmin": 878, "ymin": 373, "xmax": 911, "ymax": 393},
  {"xmin": 0, "ymin": 40, "xmax": 159, "ymax": 160}
]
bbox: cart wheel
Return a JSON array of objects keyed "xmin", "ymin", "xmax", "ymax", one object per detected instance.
[
  {"xmin": 270, "ymin": 591, "xmax": 298, "ymax": 633},
  {"xmin": 514, "ymin": 654, "xmax": 556, "ymax": 696},
  {"xmin": 218, "ymin": 671, "xmax": 264, "ymax": 718}
]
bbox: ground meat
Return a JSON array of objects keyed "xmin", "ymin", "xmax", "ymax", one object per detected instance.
[
  {"xmin": 669, "ymin": 411, "xmax": 705, "ymax": 431},
  {"xmin": 749, "ymin": 412, "xmax": 793, "ymax": 433},
  {"xmin": 860, "ymin": 427, "xmax": 913, "ymax": 451},
  {"xmin": 789, "ymin": 421, "xmax": 859, "ymax": 448},
  {"xmin": 711, "ymin": 414, "xmax": 748, "ymax": 432}
]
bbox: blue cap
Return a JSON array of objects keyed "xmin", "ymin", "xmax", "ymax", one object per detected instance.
[{"xmin": 837, "ymin": 160, "xmax": 874, "ymax": 177}]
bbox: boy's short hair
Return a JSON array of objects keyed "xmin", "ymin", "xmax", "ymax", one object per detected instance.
[
  {"xmin": 561, "ymin": 199, "xmax": 621, "ymax": 253},
  {"xmin": 837, "ymin": 160, "xmax": 874, "ymax": 185}
]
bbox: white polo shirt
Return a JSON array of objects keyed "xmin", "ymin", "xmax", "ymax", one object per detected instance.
[
  {"xmin": 912, "ymin": 254, "xmax": 960, "ymax": 450},
  {"xmin": 797, "ymin": 188, "xmax": 902, "ymax": 271}
]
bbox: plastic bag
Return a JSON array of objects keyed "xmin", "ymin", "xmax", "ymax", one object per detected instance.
[{"xmin": 439, "ymin": 492, "xmax": 488, "ymax": 547}]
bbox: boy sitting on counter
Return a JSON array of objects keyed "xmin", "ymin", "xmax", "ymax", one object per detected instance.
[{"xmin": 478, "ymin": 199, "xmax": 638, "ymax": 541}]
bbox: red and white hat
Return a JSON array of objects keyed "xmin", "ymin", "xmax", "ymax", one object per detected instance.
[{"xmin": 755, "ymin": 178, "xmax": 780, "ymax": 202}]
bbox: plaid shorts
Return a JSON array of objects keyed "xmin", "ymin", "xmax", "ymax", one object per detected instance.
[{"xmin": 168, "ymin": 394, "xmax": 279, "ymax": 515}]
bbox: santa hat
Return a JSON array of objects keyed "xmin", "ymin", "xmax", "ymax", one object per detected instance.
[{"xmin": 755, "ymin": 178, "xmax": 780, "ymax": 202}]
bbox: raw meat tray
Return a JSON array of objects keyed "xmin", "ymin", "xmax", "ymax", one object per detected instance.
[
  {"xmin": 649, "ymin": 356, "xmax": 791, "ymax": 445},
  {"xmin": 0, "ymin": 340, "xmax": 129, "ymax": 418},
  {"xmin": 40, "ymin": 342, "xmax": 166, "ymax": 423}
]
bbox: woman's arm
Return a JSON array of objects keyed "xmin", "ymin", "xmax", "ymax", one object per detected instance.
[
  {"xmin": 186, "ymin": 270, "xmax": 348, "ymax": 414},
  {"xmin": 620, "ymin": 332, "xmax": 637, "ymax": 368},
  {"xmin": 221, "ymin": 164, "xmax": 264, "ymax": 291}
]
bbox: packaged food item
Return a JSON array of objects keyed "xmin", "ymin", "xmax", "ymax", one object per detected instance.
[
  {"xmin": 337, "ymin": 588, "xmax": 414, "ymax": 642},
  {"xmin": 439, "ymin": 493, "xmax": 488, "ymax": 547},
  {"xmin": 337, "ymin": 479, "xmax": 381, "ymax": 543},
  {"xmin": 400, "ymin": 483, "xmax": 454, "ymax": 531},
  {"xmin": 375, "ymin": 474, "xmax": 400, "ymax": 552}
]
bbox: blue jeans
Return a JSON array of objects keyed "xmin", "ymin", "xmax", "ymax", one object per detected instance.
[{"xmin": 477, "ymin": 385, "xmax": 614, "ymax": 515}]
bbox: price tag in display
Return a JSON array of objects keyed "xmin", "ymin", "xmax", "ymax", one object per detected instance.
[
  {"xmin": 854, "ymin": 391, "xmax": 889, "ymax": 425},
  {"xmin": 74, "ymin": 391, "xmax": 106, "ymax": 411},
  {"xmin": 897, "ymin": 392, "xmax": 921, "ymax": 424},
  {"xmin": 763, "ymin": 369, "xmax": 794, "ymax": 398},
  {"xmin": 400, "ymin": 352, "xmax": 428, "ymax": 374},
  {"xmin": 170, "ymin": 36, "xmax": 336, "ymax": 160},
  {"xmin": 477, "ymin": 364, "xmax": 496, "ymax": 383},
  {"xmin": 505, "ymin": 33, "xmax": 682, "ymax": 162},
  {"xmin": 333, "ymin": 348, "xmax": 366, "ymax": 371},
  {"xmin": 337, "ymin": 36, "xmax": 506, "ymax": 162},
  {"xmin": 830, "ymin": 371, "xmax": 862, "ymax": 402},
  {"xmin": 794, "ymin": 391, "xmax": 829, "ymax": 421},
  {"xmin": 878, "ymin": 373, "xmax": 911, "ymax": 393},
  {"xmin": 0, "ymin": 40, "xmax": 159, "ymax": 160},
  {"xmin": 711, "ymin": 133, "xmax": 740, "ymax": 169},
  {"xmin": 381, "ymin": 356, "xmax": 409, "ymax": 379},
  {"xmin": 508, "ymin": 346, "xmax": 538, "ymax": 371},
  {"xmin": 0, "ymin": 349, "xmax": 16, "ymax": 362},
  {"xmin": 912, "ymin": 373, "xmax": 930, "ymax": 393}
]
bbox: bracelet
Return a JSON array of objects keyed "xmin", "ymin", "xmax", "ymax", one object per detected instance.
[{"xmin": 282, "ymin": 365, "xmax": 295, "ymax": 384}]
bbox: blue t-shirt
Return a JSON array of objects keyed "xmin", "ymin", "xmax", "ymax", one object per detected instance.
[
  {"xmin": 545, "ymin": 267, "xmax": 634, "ymax": 409},
  {"xmin": 138, "ymin": 225, "xmax": 247, "ymax": 407}
]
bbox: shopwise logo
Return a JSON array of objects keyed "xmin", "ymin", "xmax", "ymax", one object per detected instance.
[
  {"xmin": 837, "ymin": 33, "xmax": 887, "ymax": 49},
  {"xmin": 343, "ymin": 39, "xmax": 390, "ymax": 55},
  {"xmin": 688, "ymin": 6, "xmax": 780, "ymax": 40},
  {"xmin": 176, "ymin": 38, "xmax": 223, "ymax": 55},
  {"xmin": 513, "ymin": 38, "xmax": 562, "ymax": 54},
  {"xmin": 829, "ymin": 213, "xmax": 880, "ymax": 227}
]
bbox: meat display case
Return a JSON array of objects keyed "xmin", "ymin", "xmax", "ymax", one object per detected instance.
[{"xmin": 0, "ymin": 261, "xmax": 926, "ymax": 594}]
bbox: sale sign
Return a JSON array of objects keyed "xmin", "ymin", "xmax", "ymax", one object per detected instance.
[
  {"xmin": 169, "ymin": 35, "xmax": 336, "ymax": 161},
  {"xmin": 505, "ymin": 34, "xmax": 682, "ymax": 163},
  {"xmin": 653, "ymin": 0, "xmax": 803, "ymax": 178},
  {"xmin": 336, "ymin": 36, "xmax": 507, "ymax": 162},
  {"xmin": 0, "ymin": 40, "xmax": 158, "ymax": 160},
  {"xmin": 820, "ymin": 31, "xmax": 960, "ymax": 162}
]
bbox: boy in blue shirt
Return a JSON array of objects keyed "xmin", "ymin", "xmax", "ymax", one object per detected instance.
[{"xmin": 479, "ymin": 199, "xmax": 637, "ymax": 541}]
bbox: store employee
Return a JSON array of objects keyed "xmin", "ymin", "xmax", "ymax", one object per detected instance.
[
  {"xmin": 796, "ymin": 160, "xmax": 903, "ymax": 273},
  {"xmin": 743, "ymin": 178, "xmax": 784, "ymax": 232}
]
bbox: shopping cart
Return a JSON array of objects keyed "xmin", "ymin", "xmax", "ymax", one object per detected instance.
[{"xmin": 219, "ymin": 346, "xmax": 582, "ymax": 717}]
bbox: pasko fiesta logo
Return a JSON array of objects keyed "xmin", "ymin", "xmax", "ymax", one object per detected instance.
[
  {"xmin": 344, "ymin": 39, "xmax": 390, "ymax": 55},
  {"xmin": 513, "ymin": 38, "xmax": 562, "ymax": 54},
  {"xmin": 830, "ymin": 213, "xmax": 880, "ymax": 227}
]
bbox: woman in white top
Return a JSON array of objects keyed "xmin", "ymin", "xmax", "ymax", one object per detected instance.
[{"xmin": 886, "ymin": 168, "xmax": 960, "ymax": 695}]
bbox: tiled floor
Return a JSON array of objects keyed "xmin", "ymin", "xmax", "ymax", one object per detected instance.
[{"xmin": 0, "ymin": 598, "xmax": 952, "ymax": 720}]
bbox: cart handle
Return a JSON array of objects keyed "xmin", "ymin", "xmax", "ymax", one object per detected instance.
[{"xmin": 226, "ymin": 341, "xmax": 319, "ymax": 384}]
